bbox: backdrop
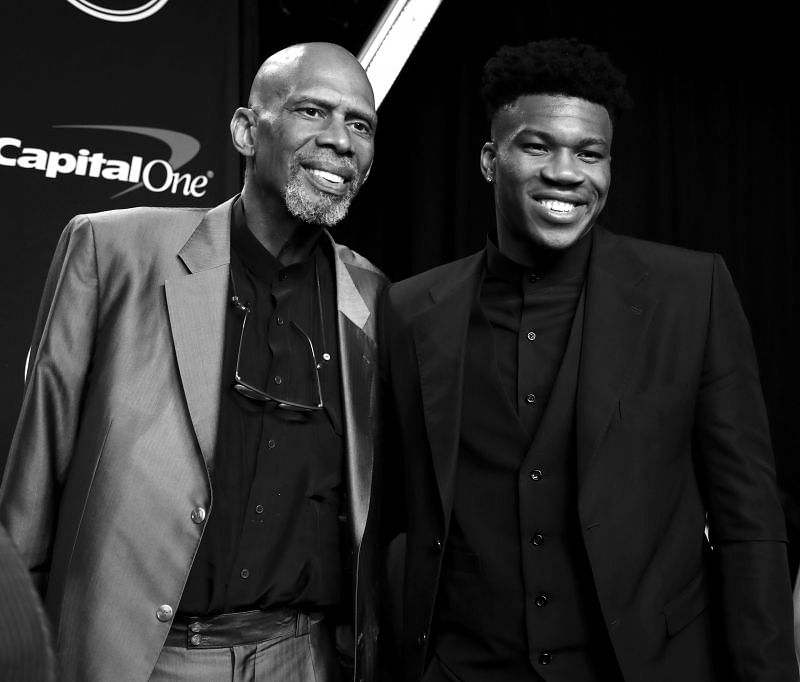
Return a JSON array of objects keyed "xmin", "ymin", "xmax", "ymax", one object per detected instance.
[{"xmin": 1, "ymin": 0, "xmax": 797, "ymax": 574}]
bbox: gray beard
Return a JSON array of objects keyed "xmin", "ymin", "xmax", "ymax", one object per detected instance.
[{"xmin": 282, "ymin": 159, "xmax": 360, "ymax": 227}]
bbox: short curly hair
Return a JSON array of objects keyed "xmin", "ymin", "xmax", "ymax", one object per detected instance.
[{"xmin": 481, "ymin": 37, "xmax": 633, "ymax": 124}]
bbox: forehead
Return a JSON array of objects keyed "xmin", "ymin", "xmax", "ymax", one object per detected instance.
[
  {"xmin": 492, "ymin": 94, "xmax": 612, "ymax": 144},
  {"xmin": 272, "ymin": 57, "xmax": 376, "ymax": 120}
]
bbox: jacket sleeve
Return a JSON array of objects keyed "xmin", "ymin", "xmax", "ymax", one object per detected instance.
[
  {"xmin": 0, "ymin": 215, "xmax": 99, "ymax": 594},
  {"xmin": 694, "ymin": 254, "xmax": 797, "ymax": 681}
]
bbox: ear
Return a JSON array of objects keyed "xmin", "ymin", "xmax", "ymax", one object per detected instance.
[
  {"xmin": 480, "ymin": 141, "xmax": 497, "ymax": 183},
  {"xmin": 230, "ymin": 107, "xmax": 258, "ymax": 157}
]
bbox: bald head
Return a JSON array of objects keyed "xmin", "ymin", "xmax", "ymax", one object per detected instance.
[{"xmin": 248, "ymin": 42, "xmax": 375, "ymax": 112}]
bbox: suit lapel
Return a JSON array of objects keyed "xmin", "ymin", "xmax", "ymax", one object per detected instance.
[
  {"xmin": 412, "ymin": 254, "xmax": 484, "ymax": 521},
  {"xmin": 576, "ymin": 227, "xmax": 658, "ymax": 486},
  {"xmin": 330, "ymin": 239, "xmax": 383, "ymax": 549},
  {"xmin": 165, "ymin": 199, "xmax": 233, "ymax": 471}
]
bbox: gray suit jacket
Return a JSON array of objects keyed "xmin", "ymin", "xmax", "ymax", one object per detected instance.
[{"xmin": 0, "ymin": 197, "xmax": 387, "ymax": 681}]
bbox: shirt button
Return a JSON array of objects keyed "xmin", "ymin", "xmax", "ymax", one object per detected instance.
[
  {"xmin": 156, "ymin": 604, "xmax": 173, "ymax": 622},
  {"xmin": 255, "ymin": 504, "xmax": 264, "ymax": 514},
  {"xmin": 530, "ymin": 533, "xmax": 544, "ymax": 546},
  {"xmin": 539, "ymin": 652, "xmax": 553, "ymax": 665},
  {"xmin": 190, "ymin": 506, "xmax": 206, "ymax": 524},
  {"xmin": 274, "ymin": 375, "xmax": 282, "ymax": 385},
  {"xmin": 535, "ymin": 594, "xmax": 548, "ymax": 607},
  {"xmin": 525, "ymin": 393, "xmax": 536, "ymax": 405},
  {"xmin": 527, "ymin": 330, "xmax": 537, "ymax": 341},
  {"xmin": 276, "ymin": 316, "xmax": 284, "ymax": 326},
  {"xmin": 433, "ymin": 538, "xmax": 443, "ymax": 552},
  {"xmin": 267, "ymin": 439, "xmax": 276, "ymax": 449},
  {"xmin": 190, "ymin": 634, "xmax": 201, "ymax": 646},
  {"xmin": 240, "ymin": 568, "xmax": 250, "ymax": 579},
  {"xmin": 530, "ymin": 469, "xmax": 543, "ymax": 481}
]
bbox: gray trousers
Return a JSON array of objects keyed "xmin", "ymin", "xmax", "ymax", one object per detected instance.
[{"xmin": 149, "ymin": 612, "xmax": 340, "ymax": 682}]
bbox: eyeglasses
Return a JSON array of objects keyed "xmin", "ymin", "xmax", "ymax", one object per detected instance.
[{"xmin": 231, "ymin": 297, "xmax": 324, "ymax": 412}]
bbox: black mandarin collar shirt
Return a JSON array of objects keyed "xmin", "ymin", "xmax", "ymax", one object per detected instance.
[
  {"xmin": 180, "ymin": 197, "xmax": 344, "ymax": 616},
  {"xmin": 480, "ymin": 230, "xmax": 593, "ymax": 436}
]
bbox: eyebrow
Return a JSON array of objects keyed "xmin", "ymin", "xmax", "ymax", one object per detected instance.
[
  {"xmin": 288, "ymin": 94, "xmax": 378, "ymax": 128},
  {"xmin": 519, "ymin": 128, "xmax": 609, "ymax": 149}
]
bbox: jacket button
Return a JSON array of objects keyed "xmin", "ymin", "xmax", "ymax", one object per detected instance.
[
  {"xmin": 535, "ymin": 594, "xmax": 548, "ymax": 608},
  {"xmin": 416, "ymin": 631, "xmax": 427, "ymax": 647},
  {"xmin": 433, "ymin": 538, "xmax": 443, "ymax": 552},
  {"xmin": 529, "ymin": 469, "xmax": 543, "ymax": 481},
  {"xmin": 156, "ymin": 604, "xmax": 173, "ymax": 622},
  {"xmin": 190, "ymin": 506, "xmax": 206, "ymax": 524},
  {"xmin": 190, "ymin": 634, "xmax": 202, "ymax": 646},
  {"xmin": 539, "ymin": 651, "xmax": 552, "ymax": 665},
  {"xmin": 530, "ymin": 533, "xmax": 544, "ymax": 546}
]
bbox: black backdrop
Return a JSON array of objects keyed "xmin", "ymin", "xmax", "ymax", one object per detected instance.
[
  {"xmin": 263, "ymin": 0, "xmax": 800, "ymax": 577},
  {"xmin": 2, "ymin": 0, "xmax": 797, "ymax": 576}
]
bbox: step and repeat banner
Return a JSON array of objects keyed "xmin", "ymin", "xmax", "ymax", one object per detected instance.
[{"xmin": 0, "ymin": 1, "xmax": 244, "ymax": 464}]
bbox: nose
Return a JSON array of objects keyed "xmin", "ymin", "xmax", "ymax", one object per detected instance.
[
  {"xmin": 316, "ymin": 115, "xmax": 353, "ymax": 155},
  {"xmin": 542, "ymin": 149, "xmax": 582, "ymax": 185}
]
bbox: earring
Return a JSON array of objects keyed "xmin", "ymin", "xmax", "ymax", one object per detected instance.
[{"xmin": 486, "ymin": 173, "xmax": 494, "ymax": 183}]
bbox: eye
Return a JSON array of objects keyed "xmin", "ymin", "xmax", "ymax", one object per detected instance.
[
  {"xmin": 299, "ymin": 107, "xmax": 324, "ymax": 118},
  {"xmin": 522, "ymin": 142, "xmax": 548, "ymax": 154},
  {"xmin": 349, "ymin": 120, "xmax": 373, "ymax": 136},
  {"xmin": 578, "ymin": 150, "xmax": 605, "ymax": 163}
]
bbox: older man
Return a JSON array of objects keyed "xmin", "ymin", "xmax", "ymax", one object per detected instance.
[{"xmin": 1, "ymin": 42, "xmax": 386, "ymax": 682}]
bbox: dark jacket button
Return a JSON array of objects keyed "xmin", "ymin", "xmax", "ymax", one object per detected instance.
[
  {"xmin": 416, "ymin": 631, "xmax": 427, "ymax": 647},
  {"xmin": 539, "ymin": 651, "xmax": 552, "ymax": 665}
]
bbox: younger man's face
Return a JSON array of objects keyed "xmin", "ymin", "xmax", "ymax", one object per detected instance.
[{"xmin": 481, "ymin": 94, "xmax": 612, "ymax": 260}]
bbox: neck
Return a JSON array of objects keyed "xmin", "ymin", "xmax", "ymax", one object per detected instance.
[{"xmin": 240, "ymin": 184, "xmax": 323, "ymax": 265}]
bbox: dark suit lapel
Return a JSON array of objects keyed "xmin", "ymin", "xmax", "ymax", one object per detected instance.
[
  {"xmin": 165, "ymin": 199, "xmax": 233, "ymax": 471},
  {"xmin": 576, "ymin": 227, "xmax": 658, "ymax": 487},
  {"xmin": 412, "ymin": 253, "xmax": 484, "ymax": 522}
]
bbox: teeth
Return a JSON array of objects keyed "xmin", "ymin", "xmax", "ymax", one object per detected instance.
[
  {"xmin": 309, "ymin": 168, "xmax": 344, "ymax": 184},
  {"xmin": 540, "ymin": 199, "xmax": 576, "ymax": 213}
]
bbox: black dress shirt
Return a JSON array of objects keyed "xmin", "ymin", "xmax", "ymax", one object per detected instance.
[
  {"xmin": 482, "ymin": 232, "xmax": 593, "ymax": 436},
  {"xmin": 179, "ymin": 198, "xmax": 344, "ymax": 615}
]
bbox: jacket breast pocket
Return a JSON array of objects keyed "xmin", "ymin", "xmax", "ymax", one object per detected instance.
[{"xmin": 663, "ymin": 570, "xmax": 710, "ymax": 636}]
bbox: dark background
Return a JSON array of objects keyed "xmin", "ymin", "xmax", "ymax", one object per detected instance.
[
  {"xmin": 261, "ymin": 0, "xmax": 799, "ymax": 578},
  {"xmin": 1, "ymin": 0, "xmax": 797, "ymax": 577}
]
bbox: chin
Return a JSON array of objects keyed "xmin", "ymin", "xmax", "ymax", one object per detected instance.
[{"xmin": 532, "ymin": 225, "xmax": 589, "ymax": 251}]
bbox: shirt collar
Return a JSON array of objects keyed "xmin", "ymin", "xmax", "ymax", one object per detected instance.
[
  {"xmin": 485, "ymin": 229, "xmax": 594, "ymax": 286},
  {"xmin": 230, "ymin": 195, "xmax": 330, "ymax": 281}
]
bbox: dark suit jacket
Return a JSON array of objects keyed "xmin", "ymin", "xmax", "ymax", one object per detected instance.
[
  {"xmin": 380, "ymin": 226, "xmax": 797, "ymax": 681},
  {"xmin": 0, "ymin": 198, "xmax": 387, "ymax": 682},
  {"xmin": 0, "ymin": 522, "xmax": 55, "ymax": 681}
]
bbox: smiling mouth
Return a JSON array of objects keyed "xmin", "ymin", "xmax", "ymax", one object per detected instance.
[
  {"xmin": 537, "ymin": 198, "xmax": 580, "ymax": 214},
  {"xmin": 307, "ymin": 167, "xmax": 346, "ymax": 185}
]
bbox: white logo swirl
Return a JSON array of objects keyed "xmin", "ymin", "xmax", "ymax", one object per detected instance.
[{"xmin": 66, "ymin": 0, "xmax": 169, "ymax": 23}]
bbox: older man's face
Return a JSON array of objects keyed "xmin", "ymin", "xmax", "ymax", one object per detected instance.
[
  {"xmin": 249, "ymin": 55, "xmax": 377, "ymax": 227},
  {"xmin": 482, "ymin": 94, "xmax": 612, "ymax": 258}
]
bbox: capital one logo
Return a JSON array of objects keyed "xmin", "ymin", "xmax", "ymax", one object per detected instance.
[
  {"xmin": 0, "ymin": 125, "xmax": 214, "ymax": 199},
  {"xmin": 66, "ymin": 0, "xmax": 169, "ymax": 23}
]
